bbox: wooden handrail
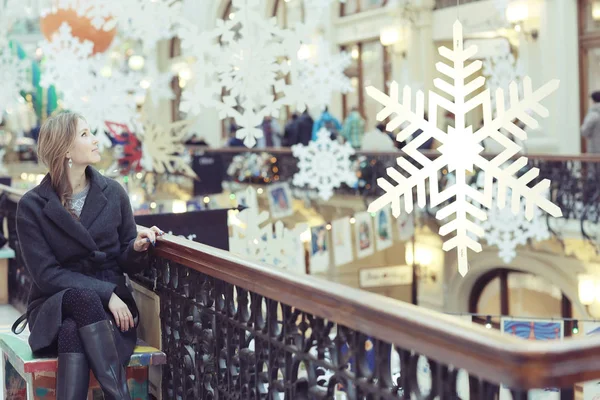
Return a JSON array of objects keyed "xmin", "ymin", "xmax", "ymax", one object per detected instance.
[{"xmin": 153, "ymin": 234, "xmax": 600, "ymax": 390}]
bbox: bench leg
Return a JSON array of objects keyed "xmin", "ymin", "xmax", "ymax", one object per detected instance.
[
  {"xmin": 127, "ymin": 367, "xmax": 149, "ymax": 400},
  {"xmin": 3, "ymin": 350, "xmax": 27, "ymax": 400}
]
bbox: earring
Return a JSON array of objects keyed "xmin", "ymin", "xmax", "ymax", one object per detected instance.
[{"xmin": 68, "ymin": 158, "xmax": 72, "ymax": 169}]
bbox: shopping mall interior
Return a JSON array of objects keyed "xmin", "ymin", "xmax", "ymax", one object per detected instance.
[{"xmin": 1, "ymin": 0, "xmax": 600, "ymax": 398}]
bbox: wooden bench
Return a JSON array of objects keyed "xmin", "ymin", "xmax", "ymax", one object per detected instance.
[{"xmin": 0, "ymin": 333, "xmax": 166, "ymax": 399}]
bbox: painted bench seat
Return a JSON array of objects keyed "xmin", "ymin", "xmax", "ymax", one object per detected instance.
[{"xmin": 0, "ymin": 333, "xmax": 166, "ymax": 400}]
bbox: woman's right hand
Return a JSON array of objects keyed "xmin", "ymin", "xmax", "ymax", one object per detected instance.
[{"xmin": 108, "ymin": 292, "xmax": 134, "ymax": 332}]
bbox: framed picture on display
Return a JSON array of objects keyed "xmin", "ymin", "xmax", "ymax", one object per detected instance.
[{"xmin": 266, "ymin": 183, "xmax": 294, "ymax": 219}]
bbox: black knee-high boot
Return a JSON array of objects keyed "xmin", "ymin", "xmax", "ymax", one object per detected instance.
[
  {"xmin": 79, "ymin": 320, "xmax": 131, "ymax": 400},
  {"xmin": 57, "ymin": 353, "xmax": 90, "ymax": 399}
]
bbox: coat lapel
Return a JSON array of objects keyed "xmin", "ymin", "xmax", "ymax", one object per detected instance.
[{"xmin": 78, "ymin": 168, "xmax": 108, "ymax": 230}]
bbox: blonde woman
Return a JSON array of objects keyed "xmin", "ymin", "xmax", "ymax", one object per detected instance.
[{"xmin": 14, "ymin": 112, "xmax": 163, "ymax": 399}]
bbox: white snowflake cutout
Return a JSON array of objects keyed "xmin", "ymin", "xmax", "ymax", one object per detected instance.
[
  {"xmin": 178, "ymin": 0, "xmax": 305, "ymax": 148},
  {"xmin": 366, "ymin": 20, "xmax": 562, "ymax": 276},
  {"xmin": 483, "ymin": 50, "xmax": 525, "ymax": 110},
  {"xmin": 0, "ymin": 49, "xmax": 31, "ymax": 123},
  {"xmin": 140, "ymin": 63, "xmax": 176, "ymax": 106},
  {"xmin": 0, "ymin": 0, "xmax": 30, "ymax": 49},
  {"xmin": 291, "ymin": 127, "xmax": 357, "ymax": 200},
  {"xmin": 39, "ymin": 23, "xmax": 94, "ymax": 91},
  {"xmin": 296, "ymin": 36, "xmax": 353, "ymax": 112},
  {"xmin": 482, "ymin": 183, "xmax": 550, "ymax": 263}
]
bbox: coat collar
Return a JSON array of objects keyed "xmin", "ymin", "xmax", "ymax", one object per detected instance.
[{"xmin": 38, "ymin": 166, "xmax": 108, "ymax": 251}]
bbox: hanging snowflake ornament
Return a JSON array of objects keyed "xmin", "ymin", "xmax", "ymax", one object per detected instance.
[
  {"xmin": 137, "ymin": 98, "xmax": 197, "ymax": 178},
  {"xmin": 139, "ymin": 63, "xmax": 176, "ymax": 106},
  {"xmin": 178, "ymin": 0, "xmax": 305, "ymax": 148},
  {"xmin": 483, "ymin": 50, "xmax": 525, "ymax": 110},
  {"xmin": 292, "ymin": 127, "xmax": 357, "ymax": 200},
  {"xmin": 481, "ymin": 184, "xmax": 550, "ymax": 263},
  {"xmin": 39, "ymin": 22, "xmax": 94, "ymax": 91},
  {"xmin": 366, "ymin": 21, "xmax": 562, "ymax": 276},
  {"xmin": 297, "ymin": 36, "xmax": 353, "ymax": 112},
  {"xmin": 0, "ymin": 0, "xmax": 30, "ymax": 49},
  {"xmin": 0, "ymin": 49, "xmax": 31, "ymax": 123},
  {"xmin": 230, "ymin": 186, "xmax": 301, "ymax": 269}
]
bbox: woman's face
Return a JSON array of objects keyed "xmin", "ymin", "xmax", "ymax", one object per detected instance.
[{"xmin": 67, "ymin": 119, "xmax": 101, "ymax": 167}]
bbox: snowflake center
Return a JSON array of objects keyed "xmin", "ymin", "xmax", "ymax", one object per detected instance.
[{"xmin": 438, "ymin": 126, "xmax": 484, "ymax": 173}]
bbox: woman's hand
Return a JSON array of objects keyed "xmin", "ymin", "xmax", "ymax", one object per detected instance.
[
  {"xmin": 108, "ymin": 292, "xmax": 134, "ymax": 332},
  {"xmin": 133, "ymin": 226, "xmax": 164, "ymax": 252}
]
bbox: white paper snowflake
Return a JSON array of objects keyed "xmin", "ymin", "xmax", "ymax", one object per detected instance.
[
  {"xmin": 230, "ymin": 187, "xmax": 301, "ymax": 269},
  {"xmin": 366, "ymin": 21, "xmax": 562, "ymax": 276},
  {"xmin": 61, "ymin": 63, "xmax": 138, "ymax": 148},
  {"xmin": 297, "ymin": 36, "xmax": 353, "ymax": 112},
  {"xmin": 292, "ymin": 127, "xmax": 357, "ymax": 200},
  {"xmin": 482, "ymin": 184, "xmax": 550, "ymax": 263},
  {"xmin": 0, "ymin": 0, "xmax": 30, "ymax": 48},
  {"xmin": 138, "ymin": 63, "xmax": 175, "ymax": 106},
  {"xmin": 483, "ymin": 51, "xmax": 525, "ymax": 110},
  {"xmin": 0, "ymin": 49, "xmax": 31, "ymax": 123},
  {"xmin": 39, "ymin": 23, "xmax": 94, "ymax": 91},
  {"xmin": 178, "ymin": 0, "xmax": 305, "ymax": 148},
  {"xmin": 137, "ymin": 99, "xmax": 197, "ymax": 178},
  {"xmin": 113, "ymin": 0, "xmax": 180, "ymax": 52}
]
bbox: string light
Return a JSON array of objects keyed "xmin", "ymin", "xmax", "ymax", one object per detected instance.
[
  {"xmin": 349, "ymin": 217, "xmax": 356, "ymax": 224},
  {"xmin": 572, "ymin": 320, "xmax": 579, "ymax": 334},
  {"xmin": 326, "ymin": 224, "xmax": 332, "ymax": 230},
  {"xmin": 485, "ymin": 315, "xmax": 492, "ymax": 329},
  {"xmin": 203, "ymin": 196, "xmax": 210, "ymax": 204}
]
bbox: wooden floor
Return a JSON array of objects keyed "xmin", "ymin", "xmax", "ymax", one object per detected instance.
[{"xmin": 0, "ymin": 304, "xmax": 25, "ymax": 400}]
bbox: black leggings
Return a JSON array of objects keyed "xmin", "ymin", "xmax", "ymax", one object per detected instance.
[{"xmin": 58, "ymin": 288, "xmax": 107, "ymax": 354}]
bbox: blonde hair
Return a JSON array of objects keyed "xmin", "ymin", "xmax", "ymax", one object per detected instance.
[{"xmin": 37, "ymin": 111, "xmax": 85, "ymax": 217}]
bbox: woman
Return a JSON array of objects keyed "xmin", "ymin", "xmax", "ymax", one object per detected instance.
[{"xmin": 14, "ymin": 112, "xmax": 163, "ymax": 399}]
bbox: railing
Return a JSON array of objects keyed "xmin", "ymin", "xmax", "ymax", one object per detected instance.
[{"xmin": 5, "ymin": 167, "xmax": 600, "ymax": 399}]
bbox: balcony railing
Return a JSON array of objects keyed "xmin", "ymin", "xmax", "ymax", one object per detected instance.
[{"xmin": 4, "ymin": 163, "xmax": 600, "ymax": 398}]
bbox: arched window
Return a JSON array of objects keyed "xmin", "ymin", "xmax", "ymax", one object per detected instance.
[
  {"xmin": 341, "ymin": 0, "xmax": 388, "ymax": 17},
  {"xmin": 469, "ymin": 268, "xmax": 577, "ymax": 336}
]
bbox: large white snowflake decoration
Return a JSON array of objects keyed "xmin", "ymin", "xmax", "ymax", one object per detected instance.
[
  {"xmin": 366, "ymin": 21, "xmax": 562, "ymax": 276},
  {"xmin": 292, "ymin": 127, "xmax": 357, "ymax": 200},
  {"xmin": 230, "ymin": 187, "xmax": 301, "ymax": 269},
  {"xmin": 297, "ymin": 36, "xmax": 353, "ymax": 112},
  {"xmin": 0, "ymin": 48, "xmax": 31, "ymax": 123},
  {"xmin": 483, "ymin": 50, "xmax": 525, "ymax": 110},
  {"xmin": 481, "ymin": 184, "xmax": 550, "ymax": 263},
  {"xmin": 0, "ymin": 0, "xmax": 30, "ymax": 48},
  {"xmin": 178, "ymin": 0, "xmax": 305, "ymax": 148},
  {"xmin": 39, "ymin": 23, "xmax": 94, "ymax": 91},
  {"xmin": 140, "ymin": 63, "xmax": 176, "ymax": 106}
]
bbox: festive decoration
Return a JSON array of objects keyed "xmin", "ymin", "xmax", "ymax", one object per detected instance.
[
  {"xmin": 0, "ymin": 0, "xmax": 30, "ymax": 49},
  {"xmin": 226, "ymin": 152, "xmax": 277, "ymax": 183},
  {"xmin": 292, "ymin": 127, "xmax": 357, "ymax": 200},
  {"xmin": 230, "ymin": 187, "xmax": 301, "ymax": 270},
  {"xmin": 366, "ymin": 21, "xmax": 562, "ymax": 276},
  {"xmin": 482, "ymin": 50, "xmax": 525, "ymax": 110},
  {"xmin": 481, "ymin": 184, "xmax": 550, "ymax": 263},
  {"xmin": 178, "ymin": 0, "xmax": 305, "ymax": 148},
  {"xmin": 297, "ymin": 36, "xmax": 353, "ymax": 112},
  {"xmin": 105, "ymin": 121, "xmax": 143, "ymax": 175},
  {"xmin": 140, "ymin": 63, "xmax": 176, "ymax": 106},
  {"xmin": 40, "ymin": 7, "xmax": 116, "ymax": 54},
  {"xmin": 39, "ymin": 23, "xmax": 93, "ymax": 91},
  {"xmin": 137, "ymin": 98, "xmax": 197, "ymax": 178},
  {"xmin": 0, "ymin": 49, "xmax": 31, "ymax": 123}
]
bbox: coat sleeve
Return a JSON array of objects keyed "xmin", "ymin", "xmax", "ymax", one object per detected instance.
[
  {"xmin": 115, "ymin": 183, "xmax": 150, "ymax": 275},
  {"xmin": 582, "ymin": 112, "xmax": 599, "ymax": 139},
  {"xmin": 16, "ymin": 198, "xmax": 117, "ymax": 305}
]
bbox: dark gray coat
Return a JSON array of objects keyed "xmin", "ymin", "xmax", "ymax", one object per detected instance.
[{"xmin": 16, "ymin": 166, "xmax": 149, "ymax": 354}]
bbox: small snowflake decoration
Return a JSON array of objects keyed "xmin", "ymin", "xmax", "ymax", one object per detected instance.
[
  {"xmin": 0, "ymin": 49, "xmax": 31, "ymax": 123},
  {"xmin": 178, "ymin": 0, "xmax": 305, "ymax": 148},
  {"xmin": 137, "ymin": 99, "xmax": 197, "ymax": 178},
  {"xmin": 483, "ymin": 50, "xmax": 525, "ymax": 110},
  {"xmin": 481, "ymin": 184, "xmax": 550, "ymax": 263},
  {"xmin": 140, "ymin": 63, "xmax": 176, "ymax": 106},
  {"xmin": 297, "ymin": 36, "xmax": 353, "ymax": 112},
  {"xmin": 230, "ymin": 187, "xmax": 300, "ymax": 269},
  {"xmin": 0, "ymin": 0, "xmax": 29, "ymax": 49},
  {"xmin": 292, "ymin": 127, "xmax": 357, "ymax": 200},
  {"xmin": 366, "ymin": 21, "xmax": 562, "ymax": 276}
]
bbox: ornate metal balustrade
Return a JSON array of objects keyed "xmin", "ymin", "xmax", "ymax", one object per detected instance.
[{"xmin": 128, "ymin": 234, "xmax": 600, "ymax": 399}]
